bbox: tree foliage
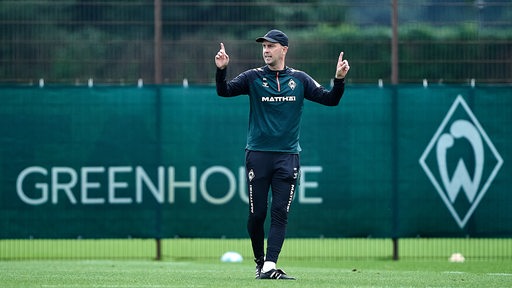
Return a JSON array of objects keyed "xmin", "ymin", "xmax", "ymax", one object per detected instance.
[{"xmin": 0, "ymin": 0, "xmax": 510, "ymax": 83}]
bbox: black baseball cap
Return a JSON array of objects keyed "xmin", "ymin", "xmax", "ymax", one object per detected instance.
[{"xmin": 256, "ymin": 29, "xmax": 289, "ymax": 47}]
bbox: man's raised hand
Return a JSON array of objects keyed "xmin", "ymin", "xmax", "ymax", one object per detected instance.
[
  {"xmin": 335, "ymin": 52, "xmax": 350, "ymax": 79},
  {"xmin": 215, "ymin": 43, "xmax": 230, "ymax": 70}
]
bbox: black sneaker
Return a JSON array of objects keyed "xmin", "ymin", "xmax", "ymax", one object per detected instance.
[
  {"xmin": 254, "ymin": 257, "xmax": 264, "ymax": 279},
  {"xmin": 258, "ymin": 268, "xmax": 296, "ymax": 280}
]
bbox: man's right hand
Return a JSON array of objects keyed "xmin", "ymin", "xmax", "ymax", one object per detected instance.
[
  {"xmin": 215, "ymin": 42, "xmax": 229, "ymax": 70},
  {"xmin": 335, "ymin": 52, "xmax": 350, "ymax": 79}
]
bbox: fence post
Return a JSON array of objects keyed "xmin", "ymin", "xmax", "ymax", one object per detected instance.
[
  {"xmin": 154, "ymin": 86, "xmax": 163, "ymax": 261},
  {"xmin": 156, "ymin": 239, "xmax": 162, "ymax": 260},
  {"xmin": 154, "ymin": 0, "xmax": 163, "ymax": 84},
  {"xmin": 391, "ymin": 0, "xmax": 400, "ymax": 261},
  {"xmin": 391, "ymin": 0, "xmax": 399, "ymax": 85},
  {"xmin": 393, "ymin": 238, "xmax": 399, "ymax": 260},
  {"xmin": 391, "ymin": 85, "xmax": 400, "ymax": 261}
]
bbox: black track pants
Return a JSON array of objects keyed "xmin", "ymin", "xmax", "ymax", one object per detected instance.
[{"xmin": 245, "ymin": 150, "xmax": 299, "ymax": 263}]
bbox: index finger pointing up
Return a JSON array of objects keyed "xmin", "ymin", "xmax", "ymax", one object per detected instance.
[
  {"xmin": 220, "ymin": 42, "xmax": 225, "ymax": 52},
  {"xmin": 338, "ymin": 51, "xmax": 344, "ymax": 62}
]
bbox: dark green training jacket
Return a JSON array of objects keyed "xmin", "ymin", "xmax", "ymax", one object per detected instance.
[{"xmin": 216, "ymin": 66, "xmax": 345, "ymax": 153}]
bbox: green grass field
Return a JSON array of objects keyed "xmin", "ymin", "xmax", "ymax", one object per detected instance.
[
  {"xmin": 1, "ymin": 238, "xmax": 512, "ymax": 287},
  {"xmin": 2, "ymin": 259, "xmax": 512, "ymax": 287}
]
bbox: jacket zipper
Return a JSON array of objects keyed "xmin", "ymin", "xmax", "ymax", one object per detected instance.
[{"xmin": 276, "ymin": 72, "xmax": 281, "ymax": 92}]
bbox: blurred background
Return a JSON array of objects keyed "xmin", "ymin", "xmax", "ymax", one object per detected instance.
[
  {"xmin": 0, "ymin": 0, "xmax": 511, "ymax": 85},
  {"xmin": 1, "ymin": 0, "xmax": 511, "ymax": 262}
]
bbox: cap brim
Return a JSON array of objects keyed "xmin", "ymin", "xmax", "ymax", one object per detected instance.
[{"xmin": 256, "ymin": 36, "xmax": 278, "ymax": 43}]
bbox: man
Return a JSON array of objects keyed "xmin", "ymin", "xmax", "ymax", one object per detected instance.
[{"xmin": 214, "ymin": 29, "xmax": 350, "ymax": 280}]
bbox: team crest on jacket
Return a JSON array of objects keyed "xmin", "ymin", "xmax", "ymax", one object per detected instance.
[
  {"xmin": 262, "ymin": 78, "xmax": 269, "ymax": 88},
  {"xmin": 288, "ymin": 79, "xmax": 296, "ymax": 90}
]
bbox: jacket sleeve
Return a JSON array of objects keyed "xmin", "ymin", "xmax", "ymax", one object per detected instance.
[
  {"xmin": 303, "ymin": 75, "xmax": 345, "ymax": 106},
  {"xmin": 216, "ymin": 68, "xmax": 249, "ymax": 97}
]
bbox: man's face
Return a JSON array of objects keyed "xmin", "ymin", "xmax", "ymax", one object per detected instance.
[{"xmin": 261, "ymin": 41, "xmax": 287, "ymax": 68}]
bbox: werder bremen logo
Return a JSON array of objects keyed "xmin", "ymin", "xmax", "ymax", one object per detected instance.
[{"xmin": 419, "ymin": 95, "xmax": 503, "ymax": 229}]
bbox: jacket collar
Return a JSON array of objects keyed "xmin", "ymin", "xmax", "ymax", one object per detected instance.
[{"xmin": 263, "ymin": 65, "xmax": 289, "ymax": 75}]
